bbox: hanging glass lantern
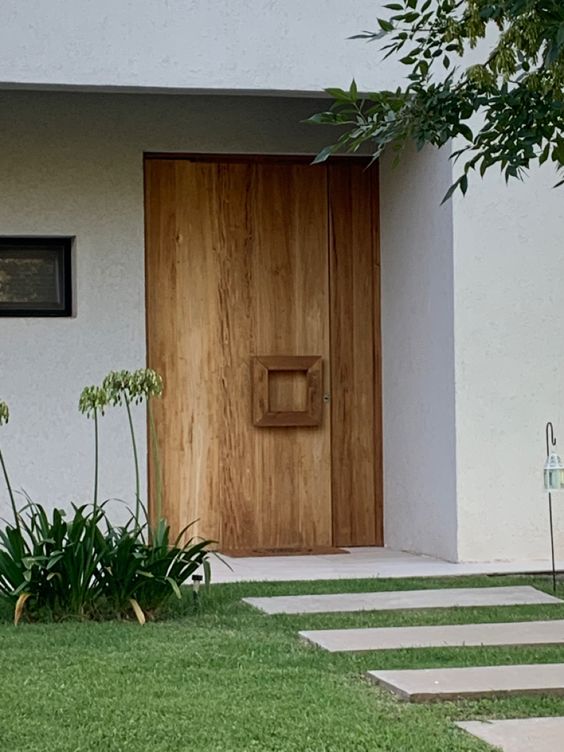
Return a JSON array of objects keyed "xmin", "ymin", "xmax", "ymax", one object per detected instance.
[{"xmin": 544, "ymin": 449, "xmax": 564, "ymax": 491}]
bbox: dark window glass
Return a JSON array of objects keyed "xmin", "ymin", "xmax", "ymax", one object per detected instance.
[{"xmin": 0, "ymin": 238, "xmax": 72, "ymax": 316}]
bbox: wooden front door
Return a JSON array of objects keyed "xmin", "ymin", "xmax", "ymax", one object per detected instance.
[{"xmin": 145, "ymin": 156, "xmax": 382, "ymax": 550}]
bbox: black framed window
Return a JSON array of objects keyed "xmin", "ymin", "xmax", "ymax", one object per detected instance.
[{"xmin": 0, "ymin": 237, "xmax": 73, "ymax": 317}]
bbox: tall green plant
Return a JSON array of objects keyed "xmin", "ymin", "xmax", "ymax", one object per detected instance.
[
  {"xmin": 147, "ymin": 400, "xmax": 163, "ymax": 523},
  {"xmin": 0, "ymin": 500, "xmax": 108, "ymax": 623},
  {"xmin": 94, "ymin": 516, "xmax": 210, "ymax": 623},
  {"xmin": 134, "ymin": 518, "xmax": 210, "ymax": 615},
  {"xmin": 1, "ymin": 503, "xmax": 211, "ymax": 624},
  {"xmin": 78, "ymin": 387, "xmax": 108, "ymax": 508},
  {"xmin": 102, "ymin": 369, "xmax": 163, "ymax": 530},
  {"xmin": 0, "ymin": 401, "xmax": 19, "ymax": 533},
  {"xmin": 131, "ymin": 369, "xmax": 165, "ymax": 523},
  {"xmin": 20, "ymin": 501, "xmax": 106, "ymax": 617},
  {"xmin": 0, "ymin": 371, "xmax": 211, "ymax": 625}
]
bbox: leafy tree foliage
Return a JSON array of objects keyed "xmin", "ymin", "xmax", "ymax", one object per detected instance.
[{"xmin": 310, "ymin": 1, "xmax": 564, "ymax": 197}]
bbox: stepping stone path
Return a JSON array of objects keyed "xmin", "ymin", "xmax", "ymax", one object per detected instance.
[
  {"xmin": 366, "ymin": 664, "xmax": 564, "ymax": 701},
  {"xmin": 243, "ymin": 585, "xmax": 560, "ymax": 615},
  {"xmin": 457, "ymin": 717, "xmax": 564, "ymax": 751},
  {"xmin": 246, "ymin": 580, "xmax": 564, "ymax": 740},
  {"xmin": 299, "ymin": 619, "xmax": 564, "ymax": 652}
]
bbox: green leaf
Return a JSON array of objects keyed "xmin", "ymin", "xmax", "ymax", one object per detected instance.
[
  {"xmin": 552, "ymin": 139, "xmax": 564, "ymax": 167},
  {"xmin": 309, "ymin": 0, "xmax": 564, "ymax": 201},
  {"xmin": 324, "ymin": 87, "xmax": 351, "ymax": 102},
  {"xmin": 377, "ymin": 18, "xmax": 394, "ymax": 32},
  {"xmin": 165, "ymin": 576, "xmax": 182, "ymax": 600},
  {"xmin": 304, "ymin": 112, "xmax": 336, "ymax": 125},
  {"xmin": 539, "ymin": 143, "xmax": 551, "ymax": 165},
  {"xmin": 458, "ymin": 124, "xmax": 474, "ymax": 142},
  {"xmin": 441, "ymin": 178, "xmax": 462, "ymax": 204},
  {"xmin": 312, "ymin": 145, "xmax": 337, "ymax": 164}
]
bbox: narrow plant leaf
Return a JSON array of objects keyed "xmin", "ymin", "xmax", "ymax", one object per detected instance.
[
  {"xmin": 312, "ymin": 144, "xmax": 337, "ymax": 164},
  {"xmin": 203, "ymin": 559, "xmax": 212, "ymax": 588},
  {"xmin": 14, "ymin": 592, "xmax": 31, "ymax": 626},
  {"xmin": 165, "ymin": 576, "xmax": 182, "ymax": 600},
  {"xmin": 129, "ymin": 598, "xmax": 146, "ymax": 625}
]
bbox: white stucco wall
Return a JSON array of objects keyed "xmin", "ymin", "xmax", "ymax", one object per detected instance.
[
  {"xmin": 0, "ymin": 90, "xmax": 339, "ymax": 522},
  {"xmin": 380, "ymin": 146, "xmax": 458, "ymax": 561},
  {"xmin": 380, "ymin": 146, "xmax": 564, "ymax": 563},
  {"xmin": 0, "ymin": 1, "xmax": 403, "ymax": 93},
  {"xmin": 453, "ymin": 167, "xmax": 564, "ymax": 562},
  {"xmin": 2, "ymin": 88, "xmax": 563, "ymax": 564}
]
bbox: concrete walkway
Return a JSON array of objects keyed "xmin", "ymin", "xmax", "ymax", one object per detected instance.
[
  {"xmin": 457, "ymin": 717, "xmax": 564, "ymax": 750},
  {"xmin": 211, "ymin": 546, "xmax": 564, "ymax": 583},
  {"xmin": 367, "ymin": 664, "xmax": 564, "ymax": 702},
  {"xmin": 243, "ymin": 586, "xmax": 561, "ymax": 614},
  {"xmin": 300, "ymin": 620, "xmax": 564, "ymax": 653}
]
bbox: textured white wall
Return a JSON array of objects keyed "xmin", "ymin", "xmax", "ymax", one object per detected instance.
[
  {"xmin": 2, "ymin": 89, "xmax": 562, "ymax": 564},
  {"xmin": 0, "ymin": 0, "xmax": 403, "ymax": 93},
  {"xmin": 380, "ymin": 146, "xmax": 458, "ymax": 561},
  {"xmin": 0, "ymin": 90, "xmax": 338, "ymax": 523},
  {"xmin": 453, "ymin": 167, "xmax": 564, "ymax": 562}
]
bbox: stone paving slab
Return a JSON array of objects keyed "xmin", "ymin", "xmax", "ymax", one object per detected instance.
[
  {"xmin": 457, "ymin": 717, "xmax": 564, "ymax": 750},
  {"xmin": 210, "ymin": 546, "xmax": 564, "ymax": 584},
  {"xmin": 366, "ymin": 664, "xmax": 564, "ymax": 702},
  {"xmin": 299, "ymin": 620, "xmax": 564, "ymax": 652},
  {"xmin": 243, "ymin": 586, "xmax": 561, "ymax": 615}
]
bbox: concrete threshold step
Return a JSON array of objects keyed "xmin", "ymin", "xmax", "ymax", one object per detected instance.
[
  {"xmin": 457, "ymin": 717, "xmax": 564, "ymax": 751},
  {"xmin": 243, "ymin": 586, "xmax": 561, "ymax": 615},
  {"xmin": 367, "ymin": 664, "xmax": 564, "ymax": 702},
  {"xmin": 300, "ymin": 619, "xmax": 564, "ymax": 652}
]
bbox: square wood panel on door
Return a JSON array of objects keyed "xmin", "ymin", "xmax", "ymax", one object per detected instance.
[
  {"xmin": 145, "ymin": 156, "xmax": 382, "ymax": 550},
  {"xmin": 252, "ymin": 355, "xmax": 323, "ymax": 427}
]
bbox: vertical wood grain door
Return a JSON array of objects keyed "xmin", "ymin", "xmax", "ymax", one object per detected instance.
[{"xmin": 145, "ymin": 156, "xmax": 382, "ymax": 550}]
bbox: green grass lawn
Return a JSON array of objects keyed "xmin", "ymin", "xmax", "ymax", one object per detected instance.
[{"xmin": 2, "ymin": 574, "xmax": 564, "ymax": 751}]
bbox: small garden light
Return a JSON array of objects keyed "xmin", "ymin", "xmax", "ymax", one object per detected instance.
[
  {"xmin": 544, "ymin": 421, "xmax": 562, "ymax": 592},
  {"xmin": 192, "ymin": 574, "xmax": 203, "ymax": 609},
  {"xmin": 544, "ymin": 447, "xmax": 564, "ymax": 492}
]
